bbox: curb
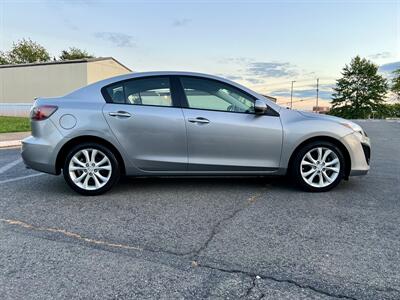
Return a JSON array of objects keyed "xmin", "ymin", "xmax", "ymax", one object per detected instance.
[{"xmin": 0, "ymin": 140, "xmax": 21, "ymax": 148}]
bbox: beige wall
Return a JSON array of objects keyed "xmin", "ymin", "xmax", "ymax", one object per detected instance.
[
  {"xmin": 0, "ymin": 59, "xmax": 131, "ymax": 104},
  {"xmin": 87, "ymin": 59, "xmax": 131, "ymax": 84},
  {"xmin": 0, "ymin": 63, "xmax": 87, "ymax": 103}
]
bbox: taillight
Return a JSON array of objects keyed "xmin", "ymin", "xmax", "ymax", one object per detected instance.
[{"xmin": 30, "ymin": 105, "xmax": 58, "ymax": 121}]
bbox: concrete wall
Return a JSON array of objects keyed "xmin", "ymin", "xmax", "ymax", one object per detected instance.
[
  {"xmin": 0, "ymin": 103, "xmax": 32, "ymax": 117},
  {"xmin": 87, "ymin": 59, "xmax": 131, "ymax": 84},
  {"xmin": 0, "ymin": 63, "xmax": 87, "ymax": 104}
]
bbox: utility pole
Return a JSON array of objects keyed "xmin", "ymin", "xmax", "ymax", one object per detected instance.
[
  {"xmin": 290, "ymin": 80, "xmax": 296, "ymax": 109},
  {"xmin": 316, "ymin": 78, "xmax": 319, "ymax": 113}
]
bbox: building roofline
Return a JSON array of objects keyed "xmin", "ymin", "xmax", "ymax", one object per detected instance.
[{"xmin": 0, "ymin": 57, "xmax": 132, "ymax": 72}]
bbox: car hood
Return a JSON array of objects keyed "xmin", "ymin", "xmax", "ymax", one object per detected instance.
[
  {"xmin": 296, "ymin": 110, "xmax": 366, "ymax": 135},
  {"xmin": 297, "ymin": 110, "xmax": 346, "ymax": 123}
]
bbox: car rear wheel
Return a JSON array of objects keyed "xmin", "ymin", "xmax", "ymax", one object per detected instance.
[
  {"xmin": 63, "ymin": 143, "xmax": 120, "ymax": 196},
  {"xmin": 291, "ymin": 141, "xmax": 345, "ymax": 192}
]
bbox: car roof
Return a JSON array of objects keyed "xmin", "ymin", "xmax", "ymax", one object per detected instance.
[
  {"xmin": 65, "ymin": 71, "xmax": 281, "ymax": 111},
  {"xmin": 85, "ymin": 71, "xmax": 240, "ymax": 87}
]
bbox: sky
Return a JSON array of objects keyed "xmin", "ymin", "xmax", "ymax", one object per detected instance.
[{"xmin": 1, "ymin": 0, "xmax": 399, "ymax": 109}]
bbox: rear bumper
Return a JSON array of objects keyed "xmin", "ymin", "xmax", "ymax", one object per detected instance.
[
  {"xmin": 21, "ymin": 137, "xmax": 57, "ymax": 174},
  {"xmin": 21, "ymin": 120, "xmax": 64, "ymax": 175},
  {"xmin": 341, "ymin": 132, "xmax": 371, "ymax": 177}
]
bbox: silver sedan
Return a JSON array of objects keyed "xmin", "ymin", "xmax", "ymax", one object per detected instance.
[{"xmin": 22, "ymin": 72, "xmax": 370, "ymax": 195}]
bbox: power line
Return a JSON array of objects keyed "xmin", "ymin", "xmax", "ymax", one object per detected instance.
[{"xmin": 290, "ymin": 81, "xmax": 296, "ymax": 109}]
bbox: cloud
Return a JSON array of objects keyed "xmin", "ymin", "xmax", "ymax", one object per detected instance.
[
  {"xmin": 219, "ymin": 57, "xmax": 252, "ymax": 65},
  {"xmin": 172, "ymin": 18, "xmax": 191, "ymax": 27},
  {"xmin": 319, "ymin": 83, "xmax": 335, "ymax": 90},
  {"xmin": 378, "ymin": 61, "xmax": 400, "ymax": 76},
  {"xmin": 247, "ymin": 62, "xmax": 298, "ymax": 78},
  {"xmin": 245, "ymin": 77, "xmax": 265, "ymax": 84},
  {"xmin": 270, "ymin": 89, "xmax": 333, "ymax": 100},
  {"xmin": 94, "ymin": 32, "xmax": 135, "ymax": 48},
  {"xmin": 218, "ymin": 57, "xmax": 300, "ymax": 79},
  {"xmin": 369, "ymin": 52, "xmax": 392, "ymax": 60},
  {"xmin": 215, "ymin": 73, "xmax": 265, "ymax": 84},
  {"xmin": 221, "ymin": 74, "xmax": 243, "ymax": 81}
]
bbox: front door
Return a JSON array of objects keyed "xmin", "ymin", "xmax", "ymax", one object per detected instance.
[
  {"xmin": 178, "ymin": 76, "xmax": 282, "ymax": 172},
  {"xmin": 102, "ymin": 76, "xmax": 187, "ymax": 171}
]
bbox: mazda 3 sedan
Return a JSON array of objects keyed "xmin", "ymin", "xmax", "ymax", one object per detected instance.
[{"xmin": 22, "ymin": 72, "xmax": 370, "ymax": 195}]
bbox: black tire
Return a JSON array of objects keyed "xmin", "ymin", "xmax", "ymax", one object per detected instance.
[
  {"xmin": 291, "ymin": 141, "xmax": 345, "ymax": 192},
  {"xmin": 63, "ymin": 143, "xmax": 120, "ymax": 196}
]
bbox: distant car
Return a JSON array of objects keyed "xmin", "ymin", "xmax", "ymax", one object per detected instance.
[{"xmin": 22, "ymin": 72, "xmax": 370, "ymax": 195}]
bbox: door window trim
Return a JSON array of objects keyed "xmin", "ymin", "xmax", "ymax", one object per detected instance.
[
  {"xmin": 175, "ymin": 75, "xmax": 279, "ymax": 116},
  {"xmin": 101, "ymin": 75, "xmax": 182, "ymax": 108}
]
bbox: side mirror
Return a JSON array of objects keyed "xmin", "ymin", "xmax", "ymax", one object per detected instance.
[{"xmin": 254, "ymin": 99, "xmax": 267, "ymax": 115}]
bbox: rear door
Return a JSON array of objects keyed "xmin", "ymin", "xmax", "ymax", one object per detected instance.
[
  {"xmin": 102, "ymin": 76, "xmax": 187, "ymax": 171},
  {"xmin": 178, "ymin": 76, "xmax": 283, "ymax": 172}
]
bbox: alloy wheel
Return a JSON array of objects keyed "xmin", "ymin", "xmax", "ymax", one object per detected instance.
[
  {"xmin": 68, "ymin": 148, "xmax": 112, "ymax": 191},
  {"xmin": 300, "ymin": 147, "xmax": 340, "ymax": 188}
]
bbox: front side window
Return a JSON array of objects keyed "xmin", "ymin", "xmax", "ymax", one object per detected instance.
[
  {"xmin": 180, "ymin": 77, "xmax": 255, "ymax": 113},
  {"xmin": 104, "ymin": 77, "xmax": 173, "ymax": 107}
]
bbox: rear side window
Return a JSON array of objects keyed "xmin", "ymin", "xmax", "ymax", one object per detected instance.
[
  {"xmin": 103, "ymin": 77, "xmax": 172, "ymax": 107},
  {"xmin": 105, "ymin": 85, "xmax": 125, "ymax": 104}
]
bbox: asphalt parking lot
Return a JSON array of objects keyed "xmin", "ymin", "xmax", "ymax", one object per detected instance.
[{"xmin": 0, "ymin": 120, "xmax": 399, "ymax": 300}]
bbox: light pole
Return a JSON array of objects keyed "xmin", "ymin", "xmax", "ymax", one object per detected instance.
[
  {"xmin": 316, "ymin": 78, "xmax": 319, "ymax": 113},
  {"xmin": 290, "ymin": 80, "xmax": 296, "ymax": 109}
]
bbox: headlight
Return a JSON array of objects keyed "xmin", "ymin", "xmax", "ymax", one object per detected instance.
[{"xmin": 340, "ymin": 122, "xmax": 364, "ymax": 135}]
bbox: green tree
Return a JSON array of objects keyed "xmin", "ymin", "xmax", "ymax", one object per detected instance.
[
  {"xmin": 0, "ymin": 38, "xmax": 50, "ymax": 64},
  {"xmin": 0, "ymin": 52, "xmax": 8, "ymax": 64},
  {"xmin": 59, "ymin": 47, "xmax": 94, "ymax": 60},
  {"xmin": 372, "ymin": 103, "xmax": 400, "ymax": 119},
  {"xmin": 330, "ymin": 56, "xmax": 388, "ymax": 119},
  {"xmin": 391, "ymin": 68, "xmax": 400, "ymax": 97}
]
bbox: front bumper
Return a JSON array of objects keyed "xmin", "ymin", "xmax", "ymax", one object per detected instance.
[
  {"xmin": 21, "ymin": 119, "xmax": 64, "ymax": 175},
  {"xmin": 341, "ymin": 132, "xmax": 371, "ymax": 176}
]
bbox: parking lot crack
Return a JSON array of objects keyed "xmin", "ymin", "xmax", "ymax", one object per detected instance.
[
  {"xmin": 191, "ymin": 194, "xmax": 260, "ymax": 259},
  {"xmin": 0, "ymin": 218, "xmax": 144, "ymax": 251},
  {"xmin": 0, "ymin": 218, "xmax": 197, "ymax": 258},
  {"xmin": 0, "ymin": 217, "xmax": 359, "ymax": 300},
  {"xmin": 197, "ymin": 263, "xmax": 358, "ymax": 300}
]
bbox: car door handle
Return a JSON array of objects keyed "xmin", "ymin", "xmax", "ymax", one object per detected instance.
[
  {"xmin": 109, "ymin": 111, "xmax": 131, "ymax": 118},
  {"xmin": 188, "ymin": 117, "xmax": 210, "ymax": 124}
]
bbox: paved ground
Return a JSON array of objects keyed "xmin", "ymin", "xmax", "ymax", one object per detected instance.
[{"xmin": 0, "ymin": 120, "xmax": 399, "ymax": 300}]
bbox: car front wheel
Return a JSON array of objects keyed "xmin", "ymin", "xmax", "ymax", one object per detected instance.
[
  {"xmin": 292, "ymin": 141, "xmax": 345, "ymax": 192},
  {"xmin": 63, "ymin": 143, "xmax": 120, "ymax": 196}
]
